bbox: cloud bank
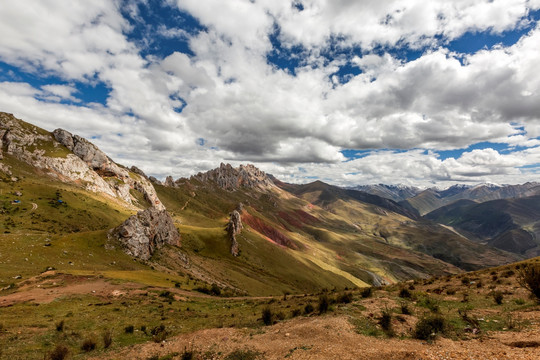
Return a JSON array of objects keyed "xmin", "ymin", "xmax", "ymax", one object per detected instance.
[{"xmin": 0, "ymin": 0, "xmax": 539, "ymax": 187}]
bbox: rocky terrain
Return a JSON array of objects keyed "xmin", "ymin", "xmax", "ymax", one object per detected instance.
[
  {"xmin": 108, "ymin": 207, "xmax": 181, "ymax": 260},
  {"xmin": 1, "ymin": 112, "xmax": 163, "ymax": 210}
]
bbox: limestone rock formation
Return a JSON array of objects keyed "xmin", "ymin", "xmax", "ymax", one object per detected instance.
[
  {"xmin": 108, "ymin": 207, "xmax": 181, "ymax": 260},
  {"xmin": 0, "ymin": 112, "xmax": 164, "ymax": 210},
  {"xmin": 52, "ymin": 127, "xmax": 164, "ymax": 210},
  {"xmin": 226, "ymin": 204, "xmax": 243, "ymax": 256},
  {"xmin": 193, "ymin": 163, "xmax": 274, "ymax": 191}
]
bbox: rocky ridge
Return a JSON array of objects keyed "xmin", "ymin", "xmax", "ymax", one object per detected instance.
[
  {"xmin": 108, "ymin": 207, "xmax": 181, "ymax": 260},
  {"xmin": 190, "ymin": 163, "xmax": 275, "ymax": 191},
  {"xmin": 0, "ymin": 112, "xmax": 163, "ymax": 210}
]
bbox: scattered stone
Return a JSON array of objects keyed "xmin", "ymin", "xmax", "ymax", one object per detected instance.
[{"xmin": 13, "ymin": 191, "xmax": 22, "ymax": 196}]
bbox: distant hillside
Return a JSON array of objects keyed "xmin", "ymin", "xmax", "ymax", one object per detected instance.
[
  {"xmin": 349, "ymin": 184, "xmax": 422, "ymax": 202},
  {"xmin": 285, "ymin": 180, "xmax": 420, "ymax": 220},
  {"xmin": 425, "ymin": 195, "xmax": 540, "ymax": 257},
  {"xmin": 402, "ymin": 183, "xmax": 540, "ymax": 215}
]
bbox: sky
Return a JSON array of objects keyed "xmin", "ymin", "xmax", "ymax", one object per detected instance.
[{"xmin": 1, "ymin": 0, "xmax": 540, "ymax": 188}]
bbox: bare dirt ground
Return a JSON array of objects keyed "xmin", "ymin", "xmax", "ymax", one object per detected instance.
[{"xmin": 88, "ymin": 315, "xmax": 540, "ymax": 360}]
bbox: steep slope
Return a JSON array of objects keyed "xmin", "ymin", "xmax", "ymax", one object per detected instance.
[
  {"xmin": 153, "ymin": 168, "xmax": 519, "ymax": 295},
  {"xmin": 402, "ymin": 183, "xmax": 540, "ymax": 215},
  {"xmin": 425, "ymin": 196, "xmax": 540, "ymax": 257}
]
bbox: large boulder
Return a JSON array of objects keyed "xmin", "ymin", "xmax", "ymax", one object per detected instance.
[{"xmin": 109, "ymin": 208, "xmax": 180, "ymax": 260}]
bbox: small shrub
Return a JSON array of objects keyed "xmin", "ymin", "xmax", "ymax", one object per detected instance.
[
  {"xmin": 304, "ymin": 304, "xmax": 314, "ymax": 314},
  {"xmin": 47, "ymin": 344, "xmax": 69, "ymax": 360},
  {"xmin": 336, "ymin": 292, "xmax": 353, "ymax": 304},
  {"xmin": 181, "ymin": 348, "xmax": 195, "ymax": 360},
  {"xmin": 318, "ymin": 294, "xmax": 329, "ymax": 313},
  {"xmin": 446, "ymin": 289, "xmax": 456, "ymax": 295},
  {"xmin": 378, "ymin": 309, "xmax": 394, "ymax": 336},
  {"xmin": 102, "ymin": 329, "xmax": 113, "ymax": 349},
  {"xmin": 224, "ymin": 349, "xmax": 262, "ymax": 360},
  {"xmin": 476, "ymin": 280, "xmax": 483, "ymax": 288},
  {"xmin": 124, "ymin": 325, "xmax": 134, "ymax": 334},
  {"xmin": 398, "ymin": 288, "xmax": 412, "ymax": 299},
  {"xmin": 262, "ymin": 307, "xmax": 273, "ymax": 326},
  {"xmin": 502, "ymin": 269, "xmax": 515, "ymax": 278},
  {"xmin": 360, "ymin": 287, "xmax": 373, "ymax": 298},
  {"xmin": 517, "ymin": 263, "xmax": 540, "ymax": 303},
  {"xmin": 413, "ymin": 316, "xmax": 446, "ymax": 340},
  {"xmin": 400, "ymin": 303, "xmax": 412, "ymax": 315},
  {"xmin": 461, "ymin": 276, "xmax": 470, "ymax": 285},
  {"xmin": 210, "ymin": 284, "xmax": 221, "ymax": 296},
  {"xmin": 81, "ymin": 337, "xmax": 97, "ymax": 352},
  {"xmin": 492, "ymin": 291, "xmax": 504, "ymax": 305},
  {"xmin": 55, "ymin": 320, "xmax": 65, "ymax": 332},
  {"xmin": 291, "ymin": 308, "xmax": 301, "ymax": 317},
  {"xmin": 151, "ymin": 324, "xmax": 168, "ymax": 343},
  {"xmin": 159, "ymin": 290, "xmax": 174, "ymax": 301}
]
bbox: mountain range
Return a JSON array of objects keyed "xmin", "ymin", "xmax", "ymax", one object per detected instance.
[{"xmin": 1, "ymin": 111, "xmax": 530, "ymax": 298}]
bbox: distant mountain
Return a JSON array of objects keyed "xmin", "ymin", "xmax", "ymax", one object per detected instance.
[
  {"xmin": 285, "ymin": 180, "xmax": 420, "ymax": 219},
  {"xmin": 402, "ymin": 182, "xmax": 540, "ymax": 215},
  {"xmin": 425, "ymin": 195, "xmax": 540, "ymax": 257},
  {"xmin": 348, "ymin": 184, "xmax": 422, "ymax": 202}
]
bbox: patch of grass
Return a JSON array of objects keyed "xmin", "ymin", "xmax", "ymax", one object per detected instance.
[{"xmin": 224, "ymin": 349, "xmax": 262, "ymax": 360}]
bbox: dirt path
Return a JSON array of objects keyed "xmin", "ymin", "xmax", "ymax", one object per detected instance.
[{"xmin": 89, "ymin": 315, "xmax": 540, "ymax": 360}]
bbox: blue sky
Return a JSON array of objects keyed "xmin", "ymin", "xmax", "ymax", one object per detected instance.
[{"xmin": 0, "ymin": 0, "xmax": 540, "ymax": 187}]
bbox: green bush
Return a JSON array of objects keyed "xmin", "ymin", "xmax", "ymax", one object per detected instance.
[
  {"xmin": 336, "ymin": 292, "xmax": 353, "ymax": 304},
  {"xmin": 398, "ymin": 288, "xmax": 412, "ymax": 299},
  {"xmin": 517, "ymin": 263, "xmax": 540, "ymax": 303},
  {"xmin": 413, "ymin": 316, "xmax": 446, "ymax": 340},
  {"xmin": 378, "ymin": 309, "xmax": 394, "ymax": 336},
  {"xmin": 124, "ymin": 325, "xmax": 134, "ymax": 334},
  {"xmin": 224, "ymin": 349, "xmax": 262, "ymax": 360},
  {"xmin": 262, "ymin": 306, "xmax": 273, "ymax": 326},
  {"xmin": 55, "ymin": 320, "xmax": 64, "ymax": 332},
  {"xmin": 81, "ymin": 337, "xmax": 97, "ymax": 352},
  {"xmin": 360, "ymin": 287, "xmax": 373, "ymax": 298},
  {"xmin": 318, "ymin": 294, "xmax": 329, "ymax": 313},
  {"xmin": 102, "ymin": 329, "xmax": 113, "ymax": 349},
  {"xmin": 47, "ymin": 344, "xmax": 69, "ymax": 360},
  {"xmin": 492, "ymin": 291, "xmax": 504, "ymax": 305}
]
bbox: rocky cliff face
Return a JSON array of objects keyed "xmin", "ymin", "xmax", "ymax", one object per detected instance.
[
  {"xmin": 52, "ymin": 128, "xmax": 165, "ymax": 210},
  {"xmin": 0, "ymin": 112, "xmax": 163, "ymax": 210},
  {"xmin": 226, "ymin": 204, "xmax": 244, "ymax": 256},
  {"xmin": 108, "ymin": 207, "xmax": 181, "ymax": 260},
  {"xmin": 189, "ymin": 163, "xmax": 274, "ymax": 191}
]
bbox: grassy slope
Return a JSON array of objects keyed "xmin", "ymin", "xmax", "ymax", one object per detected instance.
[{"xmin": 425, "ymin": 196, "xmax": 540, "ymax": 257}]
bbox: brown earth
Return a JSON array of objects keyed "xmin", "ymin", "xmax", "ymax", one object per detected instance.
[{"xmin": 88, "ymin": 315, "xmax": 540, "ymax": 360}]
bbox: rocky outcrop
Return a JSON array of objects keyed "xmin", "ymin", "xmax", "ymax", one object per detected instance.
[
  {"xmin": 192, "ymin": 163, "xmax": 274, "ymax": 191},
  {"xmin": 52, "ymin": 127, "xmax": 164, "ymax": 210},
  {"xmin": 108, "ymin": 207, "xmax": 181, "ymax": 260},
  {"xmin": 226, "ymin": 204, "xmax": 243, "ymax": 256},
  {"xmin": 0, "ymin": 112, "xmax": 164, "ymax": 210}
]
